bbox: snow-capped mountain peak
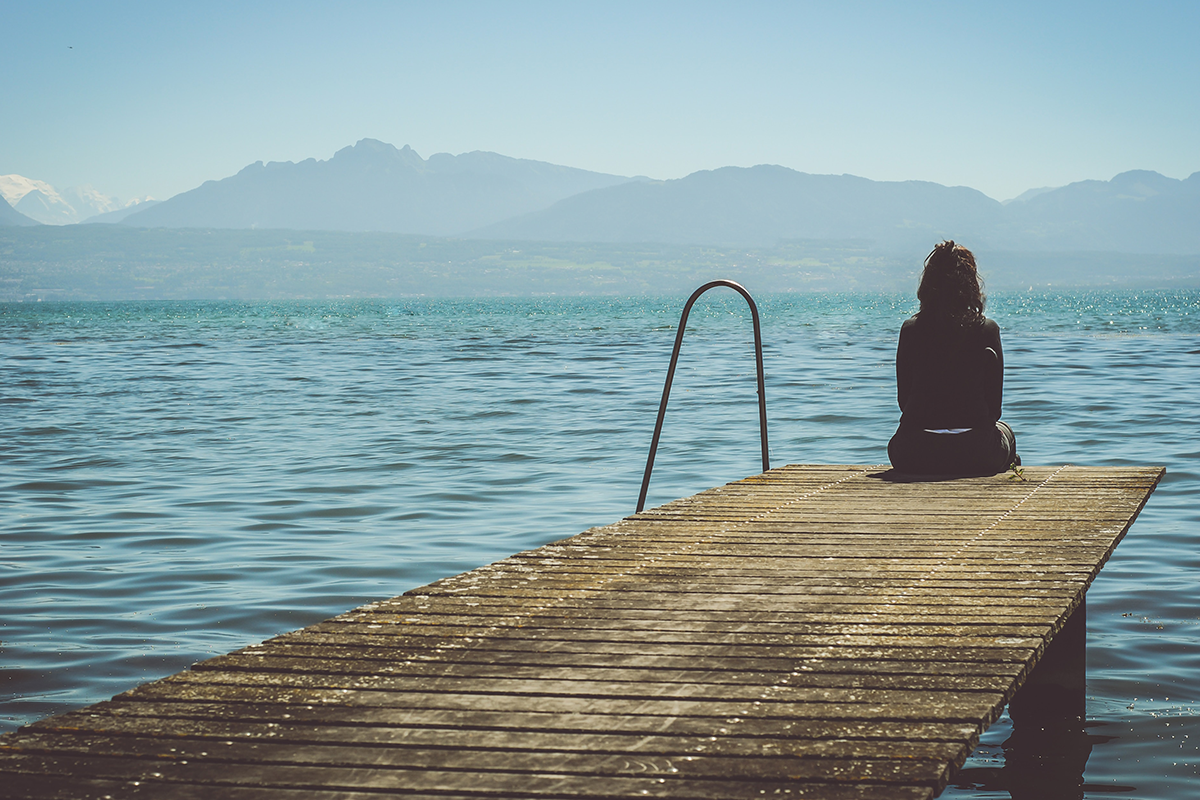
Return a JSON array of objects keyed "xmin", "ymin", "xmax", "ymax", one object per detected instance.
[{"xmin": 0, "ymin": 174, "xmax": 135, "ymax": 225}]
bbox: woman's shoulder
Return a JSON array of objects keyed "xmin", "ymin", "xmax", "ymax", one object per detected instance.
[
  {"xmin": 902, "ymin": 314, "xmax": 999, "ymax": 341},
  {"xmin": 978, "ymin": 317, "xmax": 1002, "ymax": 347}
]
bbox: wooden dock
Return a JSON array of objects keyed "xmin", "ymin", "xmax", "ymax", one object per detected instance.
[{"xmin": 1, "ymin": 464, "xmax": 1162, "ymax": 799}]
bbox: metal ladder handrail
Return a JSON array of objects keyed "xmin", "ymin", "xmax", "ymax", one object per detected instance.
[{"xmin": 636, "ymin": 280, "xmax": 769, "ymax": 513}]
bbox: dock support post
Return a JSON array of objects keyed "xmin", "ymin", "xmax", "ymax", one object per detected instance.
[
  {"xmin": 1002, "ymin": 597, "xmax": 1092, "ymax": 797},
  {"xmin": 1010, "ymin": 596, "xmax": 1087, "ymax": 722}
]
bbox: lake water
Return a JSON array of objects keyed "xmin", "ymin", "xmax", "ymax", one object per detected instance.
[{"xmin": 2, "ymin": 290, "xmax": 1197, "ymax": 797}]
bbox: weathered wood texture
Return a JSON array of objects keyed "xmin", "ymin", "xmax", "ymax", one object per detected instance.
[{"xmin": 0, "ymin": 464, "xmax": 1162, "ymax": 799}]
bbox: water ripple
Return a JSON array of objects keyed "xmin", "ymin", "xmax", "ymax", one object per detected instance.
[{"xmin": 2, "ymin": 292, "xmax": 1198, "ymax": 796}]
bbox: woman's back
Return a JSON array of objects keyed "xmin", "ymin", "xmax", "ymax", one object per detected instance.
[{"xmin": 896, "ymin": 315, "xmax": 1002, "ymax": 430}]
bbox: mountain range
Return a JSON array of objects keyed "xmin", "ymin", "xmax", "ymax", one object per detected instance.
[
  {"xmin": 118, "ymin": 139, "xmax": 636, "ymax": 235},
  {"xmin": 0, "ymin": 174, "xmax": 155, "ymax": 226},
  {"xmin": 478, "ymin": 166, "xmax": 1200, "ymax": 254},
  {"xmin": 5, "ymin": 140, "xmax": 1198, "ymax": 255},
  {"xmin": 475, "ymin": 166, "xmax": 1001, "ymax": 250}
]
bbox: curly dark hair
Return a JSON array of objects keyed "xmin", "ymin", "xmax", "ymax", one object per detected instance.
[{"xmin": 916, "ymin": 240, "xmax": 985, "ymax": 324}]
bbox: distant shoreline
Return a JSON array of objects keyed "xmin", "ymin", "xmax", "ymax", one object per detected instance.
[{"xmin": 1, "ymin": 227, "xmax": 1197, "ymax": 302}]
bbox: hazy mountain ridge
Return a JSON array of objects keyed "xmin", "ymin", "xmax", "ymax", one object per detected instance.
[
  {"xmin": 472, "ymin": 165, "xmax": 1005, "ymax": 249},
  {"xmin": 9, "ymin": 142, "xmax": 1197, "ymax": 256},
  {"xmin": 81, "ymin": 199, "xmax": 163, "ymax": 224},
  {"xmin": 122, "ymin": 139, "xmax": 638, "ymax": 234},
  {"xmin": 476, "ymin": 166, "xmax": 1200, "ymax": 254},
  {"xmin": 0, "ymin": 194, "xmax": 40, "ymax": 226},
  {"xmin": 0, "ymin": 174, "xmax": 153, "ymax": 225},
  {"xmin": 1001, "ymin": 170, "xmax": 1200, "ymax": 252},
  {"xmin": 117, "ymin": 141, "xmax": 1199, "ymax": 254}
]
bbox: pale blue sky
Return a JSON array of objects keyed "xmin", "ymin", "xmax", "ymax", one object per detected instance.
[{"xmin": 4, "ymin": 1, "xmax": 1198, "ymax": 203}]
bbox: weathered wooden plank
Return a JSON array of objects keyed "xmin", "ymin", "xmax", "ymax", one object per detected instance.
[
  {"xmin": 198, "ymin": 647, "xmax": 1024, "ymax": 676},
  {"xmin": 20, "ymin": 717, "xmax": 978, "ymax": 760},
  {"xmin": 116, "ymin": 683, "xmax": 1008, "ymax": 724},
  {"xmin": 387, "ymin": 583, "xmax": 1077, "ymax": 602},
  {"xmin": 324, "ymin": 615, "xmax": 1053, "ymax": 636},
  {"xmin": 260, "ymin": 635, "xmax": 1044, "ymax": 664},
  {"xmin": 0, "ymin": 464, "xmax": 1161, "ymax": 799},
  {"xmin": 194, "ymin": 652, "xmax": 1022, "ymax": 686},
  {"xmin": 43, "ymin": 701, "xmax": 983, "ymax": 742},
  {"xmin": 144, "ymin": 669, "xmax": 1012, "ymax": 709},
  {"xmin": 8, "ymin": 732, "xmax": 962, "ymax": 785},
  {"xmin": 0, "ymin": 753, "xmax": 943, "ymax": 799},
  {"xmin": 354, "ymin": 595, "xmax": 1065, "ymax": 619},
  {"xmin": 210, "ymin": 646, "xmax": 1028, "ymax": 677},
  {"xmin": 311, "ymin": 612, "xmax": 1064, "ymax": 634},
  {"xmin": 298, "ymin": 625, "xmax": 1048, "ymax": 650}
]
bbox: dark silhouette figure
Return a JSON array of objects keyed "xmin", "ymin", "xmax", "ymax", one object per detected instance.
[{"xmin": 888, "ymin": 241, "xmax": 1018, "ymax": 474}]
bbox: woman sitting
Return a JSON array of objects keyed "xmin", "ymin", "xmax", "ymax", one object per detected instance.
[{"xmin": 888, "ymin": 241, "xmax": 1018, "ymax": 475}]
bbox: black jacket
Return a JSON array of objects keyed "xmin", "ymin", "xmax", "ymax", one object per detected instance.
[{"xmin": 896, "ymin": 315, "xmax": 1003, "ymax": 430}]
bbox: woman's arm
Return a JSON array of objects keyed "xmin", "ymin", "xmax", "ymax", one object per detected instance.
[
  {"xmin": 983, "ymin": 321, "xmax": 1003, "ymax": 420},
  {"xmin": 896, "ymin": 322, "xmax": 913, "ymax": 411}
]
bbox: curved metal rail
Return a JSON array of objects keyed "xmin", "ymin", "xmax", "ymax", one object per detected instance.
[{"xmin": 636, "ymin": 280, "xmax": 769, "ymax": 513}]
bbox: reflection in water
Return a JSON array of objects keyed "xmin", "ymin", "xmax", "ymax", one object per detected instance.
[
  {"xmin": 950, "ymin": 600, "xmax": 1130, "ymax": 798},
  {"xmin": 1000, "ymin": 716, "xmax": 1094, "ymax": 799},
  {"xmin": 952, "ymin": 718, "xmax": 1133, "ymax": 799}
]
